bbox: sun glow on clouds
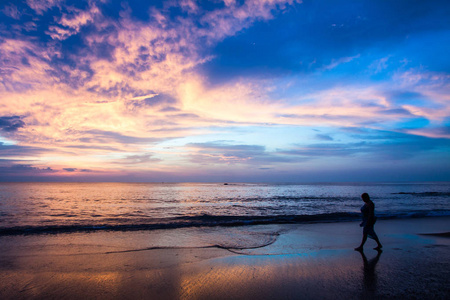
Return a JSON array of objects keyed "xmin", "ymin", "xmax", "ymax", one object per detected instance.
[{"xmin": 0, "ymin": 0, "xmax": 449, "ymax": 182}]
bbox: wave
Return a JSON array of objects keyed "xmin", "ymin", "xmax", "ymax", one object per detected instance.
[
  {"xmin": 391, "ymin": 192, "xmax": 450, "ymax": 197},
  {"xmin": 1, "ymin": 210, "xmax": 449, "ymax": 236}
]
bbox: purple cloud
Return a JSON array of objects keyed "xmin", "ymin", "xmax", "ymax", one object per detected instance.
[{"xmin": 0, "ymin": 116, "xmax": 25, "ymax": 132}]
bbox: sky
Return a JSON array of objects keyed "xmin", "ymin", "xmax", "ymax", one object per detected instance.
[{"xmin": 0, "ymin": 0, "xmax": 449, "ymax": 182}]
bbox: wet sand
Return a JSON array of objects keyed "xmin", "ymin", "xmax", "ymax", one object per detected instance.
[{"xmin": 1, "ymin": 217, "xmax": 449, "ymax": 299}]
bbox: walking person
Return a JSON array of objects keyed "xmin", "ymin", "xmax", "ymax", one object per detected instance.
[{"xmin": 355, "ymin": 193, "xmax": 382, "ymax": 251}]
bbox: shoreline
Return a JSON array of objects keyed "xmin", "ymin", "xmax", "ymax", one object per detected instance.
[
  {"xmin": 1, "ymin": 214, "xmax": 449, "ymax": 237},
  {"xmin": 1, "ymin": 217, "xmax": 449, "ymax": 299}
]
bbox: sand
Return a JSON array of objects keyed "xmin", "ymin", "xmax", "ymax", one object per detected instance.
[{"xmin": 0, "ymin": 217, "xmax": 449, "ymax": 299}]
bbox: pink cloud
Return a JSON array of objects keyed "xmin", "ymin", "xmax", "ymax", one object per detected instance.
[
  {"xmin": 1, "ymin": 4, "xmax": 21, "ymax": 20},
  {"xmin": 26, "ymin": 0, "xmax": 62, "ymax": 15},
  {"xmin": 1, "ymin": 0, "xmax": 448, "ymax": 178},
  {"xmin": 46, "ymin": 4, "xmax": 101, "ymax": 40}
]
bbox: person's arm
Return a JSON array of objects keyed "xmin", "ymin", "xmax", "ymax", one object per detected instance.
[
  {"xmin": 360, "ymin": 205, "xmax": 368, "ymax": 227},
  {"xmin": 367, "ymin": 202, "xmax": 375, "ymax": 225}
]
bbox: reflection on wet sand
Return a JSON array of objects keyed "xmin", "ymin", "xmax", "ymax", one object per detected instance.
[
  {"xmin": 2, "ymin": 249, "xmax": 361, "ymax": 299},
  {"xmin": 358, "ymin": 250, "xmax": 382, "ymax": 300},
  {"xmin": 1, "ymin": 271, "xmax": 122, "ymax": 299},
  {"xmin": 179, "ymin": 253, "xmax": 360, "ymax": 300},
  {"xmin": 1, "ymin": 218, "xmax": 449, "ymax": 299}
]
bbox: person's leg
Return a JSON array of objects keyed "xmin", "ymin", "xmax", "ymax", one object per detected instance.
[
  {"xmin": 372, "ymin": 232, "xmax": 382, "ymax": 250},
  {"xmin": 355, "ymin": 234, "xmax": 368, "ymax": 251}
]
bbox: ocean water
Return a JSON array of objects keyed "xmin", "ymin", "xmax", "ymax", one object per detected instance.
[{"xmin": 0, "ymin": 182, "xmax": 449, "ymax": 235}]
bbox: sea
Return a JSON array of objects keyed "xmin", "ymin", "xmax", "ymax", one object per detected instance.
[{"xmin": 0, "ymin": 182, "xmax": 449, "ymax": 236}]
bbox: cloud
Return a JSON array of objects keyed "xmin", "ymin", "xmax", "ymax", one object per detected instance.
[
  {"xmin": 46, "ymin": 3, "xmax": 101, "ymax": 40},
  {"xmin": 128, "ymin": 93, "xmax": 177, "ymax": 108},
  {"xmin": 65, "ymin": 144, "xmax": 120, "ymax": 151},
  {"xmin": 0, "ymin": 142, "xmax": 48, "ymax": 157},
  {"xmin": 188, "ymin": 142, "xmax": 265, "ymax": 152},
  {"xmin": 281, "ymin": 142, "xmax": 366, "ymax": 158},
  {"xmin": 3, "ymin": 0, "xmax": 444, "ymax": 137},
  {"xmin": 0, "ymin": 161, "xmax": 62, "ymax": 181},
  {"xmin": 115, "ymin": 153, "xmax": 162, "ymax": 165},
  {"xmin": 380, "ymin": 108, "xmax": 413, "ymax": 116},
  {"xmin": 0, "ymin": 163, "xmax": 55, "ymax": 174},
  {"xmin": 159, "ymin": 106, "xmax": 180, "ymax": 112},
  {"xmin": 0, "ymin": 116, "xmax": 25, "ymax": 132},
  {"xmin": 0, "ymin": 0, "xmax": 448, "ymax": 181},
  {"xmin": 287, "ymin": 129, "xmax": 450, "ymax": 161},
  {"xmin": 45, "ymin": 26, "xmax": 74, "ymax": 41},
  {"xmin": 386, "ymin": 91, "xmax": 434, "ymax": 107},
  {"xmin": 0, "ymin": 0, "xmax": 304, "ymax": 160},
  {"xmin": 321, "ymin": 54, "xmax": 360, "ymax": 71},
  {"xmin": 2, "ymin": 0, "xmax": 302, "ymax": 94},
  {"xmin": 186, "ymin": 141, "xmax": 295, "ymax": 165},
  {"xmin": 1, "ymin": 5, "xmax": 21, "ymax": 20},
  {"xmin": 61, "ymin": 167, "xmax": 92, "ymax": 172},
  {"xmin": 84, "ymin": 130, "xmax": 162, "ymax": 144},
  {"xmin": 26, "ymin": 0, "xmax": 62, "ymax": 15},
  {"xmin": 315, "ymin": 134, "xmax": 333, "ymax": 141},
  {"xmin": 369, "ymin": 56, "xmax": 390, "ymax": 74}
]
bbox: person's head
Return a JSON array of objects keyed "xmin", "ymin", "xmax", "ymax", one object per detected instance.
[{"xmin": 361, "ymin": 193, "xmax": 370, "ymax": 202}]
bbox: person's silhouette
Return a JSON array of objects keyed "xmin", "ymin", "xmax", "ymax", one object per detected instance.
[{"xmin": 355, "ymin": 193, "xmax": 382, "ymax": 251}]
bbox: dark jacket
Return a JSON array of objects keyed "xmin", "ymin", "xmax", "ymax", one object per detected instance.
[{"xmin": 361, "ymin": 201, "xmax": 376, "ymax": 227}]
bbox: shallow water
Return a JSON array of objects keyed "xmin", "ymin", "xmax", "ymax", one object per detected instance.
[{"xmin": 0, "ymin": 182, "xmax": 449, "ymax": 234}]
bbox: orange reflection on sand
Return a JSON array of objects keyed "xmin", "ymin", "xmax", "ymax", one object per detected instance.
[
  {"xmin": 178, "ymin": 254, "xmax": 360, "ymax": 300},
  {"xmin": 179, "ymin": 261, "xmax": 283, "ymax": 299},
  {"xmin": 6, "ymin": 271, "xmax": 122, "ymax": 299}
]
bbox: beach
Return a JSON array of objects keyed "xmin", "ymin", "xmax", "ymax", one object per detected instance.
[{"xmin": 1, "ymin": 216, "xmax": 449, "ymax": 299}]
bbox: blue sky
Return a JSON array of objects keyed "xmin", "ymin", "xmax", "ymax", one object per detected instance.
[{"xmin": 0, "ymin": 0, "xmax": 449, "ymax": 182}]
